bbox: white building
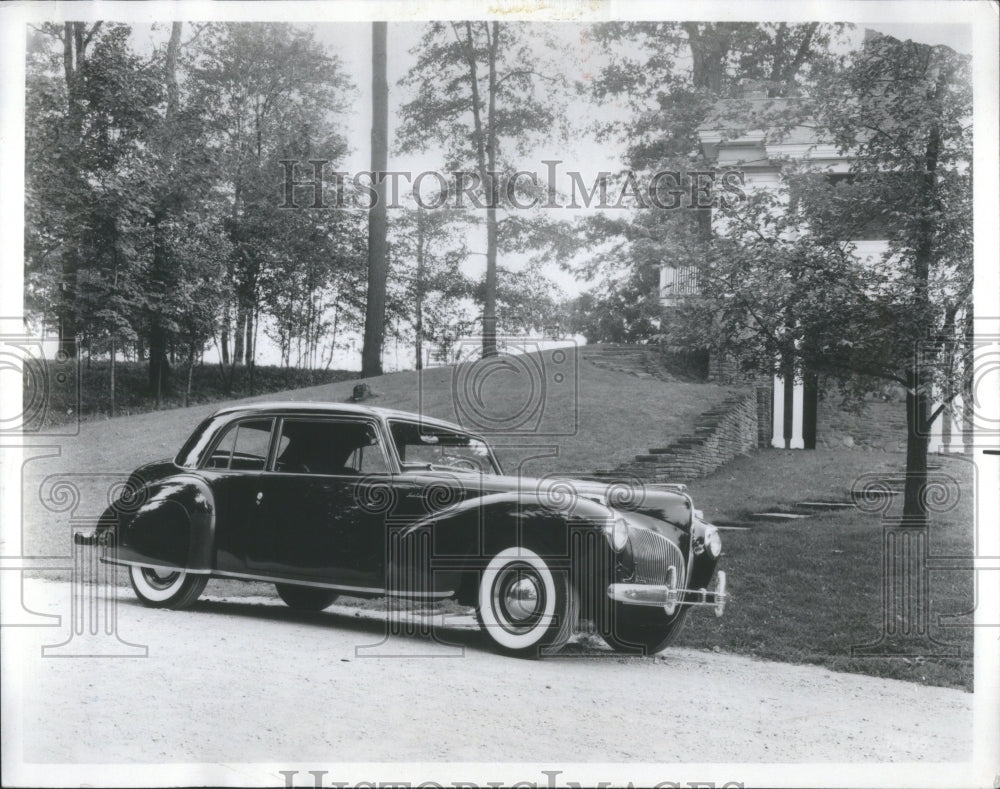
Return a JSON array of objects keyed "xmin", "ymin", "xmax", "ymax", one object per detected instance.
[{"xmin": 660, "ymin": 95, "xmax": 967, "ymax": 453}]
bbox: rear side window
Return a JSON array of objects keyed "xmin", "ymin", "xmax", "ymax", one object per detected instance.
[
  {"xmin": 274, "ymin": 418, "xmax": 389, "ymax": 476},
  {"xmin": 205, "ymin": 418, "xmax": 275, "ymax": 470}
]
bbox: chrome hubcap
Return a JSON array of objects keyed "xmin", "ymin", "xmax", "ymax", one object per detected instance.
[
  {"xmin": 142, "ymin": 568, "xmax": 181, "ymax": 590},
  {"xmin": 505, "ymin": 576, "xmax": 540, "ymax": 621},
  {"xmin": 493, "ymin": 565, "xmax": 544, "ymax": 633}
]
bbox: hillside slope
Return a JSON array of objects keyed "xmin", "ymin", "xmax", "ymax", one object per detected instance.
[{"xmin": 20, "ymin": 347, "xmax": 738, "ymax": 556}]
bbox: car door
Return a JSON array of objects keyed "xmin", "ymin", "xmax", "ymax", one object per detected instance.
[
  {"xmin": 247, "ymin": 416, "xmax": 396, "ymax": 591},
  {"xmin": 198, "ymin": 416, "xmax": 278, "ymax": 576}
]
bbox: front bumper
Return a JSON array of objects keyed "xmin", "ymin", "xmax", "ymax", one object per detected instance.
[{"xmin": 607, "ymin": 569, "xmax": 727, "ymax": 617}]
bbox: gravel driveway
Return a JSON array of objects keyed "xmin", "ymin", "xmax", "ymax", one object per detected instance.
[{"xmin": 2, "ymin": 578, "xmax": 973, "ymax": 784}]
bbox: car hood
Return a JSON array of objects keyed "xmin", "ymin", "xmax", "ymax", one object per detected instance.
[{"xmin": 400, "ymin": 470, "xmax": 693, "ymax": 532}]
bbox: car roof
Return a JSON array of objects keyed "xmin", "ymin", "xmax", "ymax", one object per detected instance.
[{"xmin": 210, "ymin": 401, "xmax": 470, "ymax": 434}]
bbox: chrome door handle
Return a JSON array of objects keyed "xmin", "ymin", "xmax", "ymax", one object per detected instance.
[{"xmin": 255, "ymin": 491, "xmax": 264, "ymax": 505}]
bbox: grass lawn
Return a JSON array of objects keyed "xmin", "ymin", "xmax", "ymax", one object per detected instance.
[
  {"xmin": 680, "ymin": 450, "xmax": 976, "ymax": 691},
  {"xmin": 21, "ymin": 347, "xmax": 736, "ymax": 558},
  {"xmin": 21, "ymin": 351, "xmax": 976, "ymax": 690}
]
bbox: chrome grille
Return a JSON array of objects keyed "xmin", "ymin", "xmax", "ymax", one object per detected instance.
[{"xmin": 629, "ymin": 528, "xmax": 686, "ymax": 588}]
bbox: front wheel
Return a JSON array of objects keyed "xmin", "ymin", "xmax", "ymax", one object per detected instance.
[
  {"xmin": 475, "ymin": 546, "xmax": 578, "ymax": 658},
  {"xmin": 275, "ymin": 583, "xmax": 339, "ymax": 611},
  {"xmin": 129, "ymin": 565, "xmax": 207, "ymax": 609},
  {"xmin": 598, "ymin": 602, "xmax": 689, "ymax": 656}
]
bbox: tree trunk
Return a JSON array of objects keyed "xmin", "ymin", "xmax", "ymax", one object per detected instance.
[
  {"xmin": 244, "ymin": 307, "xmax": 254, "ymax": 366},
  {"xmin": 361, "ymin": 21, "xmax": 389, "ymax": 378},
  {"xmin": 56, "ymin": 22, "xmax": 92, "ymax": 360},
  {"xmin": 148, "ymin": 323, "xmax": 168, "ymax": 406},
  {"xmin": 459, "ymin": 22, "xmax": 498, "ymax": 358},
  {"xmin": 248, "ymin": 305, "xmax": 259, "ymax": 394},
  {"xmin": 900, "ymin": 85, "xmax": 943, "ymax": 527},
  {"xmin": 415, "ymin": 214, "xmax": 425, "ymax": 371},
  {"xmin": 57, "ymin": 310, "xmax": 79, "ymax": 359},
  {"xmin": 184, "ymin": 342, "xmax": 195, "ymax": 408},
  {"xmin": 683, "ymin": 22, "xmax": 732, "ymax": 94},
  {"xmin": 902, "ymin": 367, "xmax": 930, "ymax": 526},
  {"xmin": 325, "ymin": 300, "xmax": 340, "ymax": 370},
  {"xmin": 144, "ymin": 23, "xmax": 183, "ymax": 385},
  {"xmin": 233, "ymin": 301, "xmax": 246, "ymax": 364},
  {"xmin": 482, "ymin": 21, "xmax": 500, "ymax": 358},
  {"xmin": 220, "ymin": 310, "xmax": 230, "ymax": 366},
  {"xmin": 109, "ymin": 335, "xmax": 116, "ymax": 417}
]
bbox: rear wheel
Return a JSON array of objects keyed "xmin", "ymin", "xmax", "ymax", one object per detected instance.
[
  {"xmin": 129, "ymin": 565, "xmax": 207, "ymax": 609},
  {"xmin": 599, "ymin": 602, "xmax": 689, "ymax": 656},
  {"xmin": 275, "ymin": 583, "xmax": 339, "ymax": 611},
  {"xmin": 475, "ymin": 547, "xmax": 578, "ymax": 658}
]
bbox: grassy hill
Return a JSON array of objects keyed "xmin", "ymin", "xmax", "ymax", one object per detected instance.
[
  {"xmin": 16, "ymin": 348, "xmax": 975, "ymax": 689},
  {"xmin": 21, "ymin": 348, "xmax": 738, "ymax": 557}
]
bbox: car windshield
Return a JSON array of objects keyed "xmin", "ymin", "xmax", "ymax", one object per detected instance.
[{"xmin": 389, "ymin": 420, "xmax": 501, "ymax": 475}]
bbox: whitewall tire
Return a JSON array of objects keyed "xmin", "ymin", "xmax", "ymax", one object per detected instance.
[
  {"xmin": 129, "ymin": 565, "xmax": 207, "ymax": 609},
  {"xmin": 476, "ymin": 546, "xmax": 577, "ymax": 658}
]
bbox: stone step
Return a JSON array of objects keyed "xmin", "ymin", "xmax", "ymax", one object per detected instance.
[
  {"xmin": 750, "ymin": 512, "xmax": 811, "ymax": 521},
  {"xmin": 796, "ymin": 501, "xmax": 856, "ymax": 510}
]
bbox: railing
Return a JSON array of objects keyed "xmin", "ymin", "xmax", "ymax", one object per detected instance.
[{"xmin": 659, "ymin": 265, "xmax": 700, "ymax": 304}]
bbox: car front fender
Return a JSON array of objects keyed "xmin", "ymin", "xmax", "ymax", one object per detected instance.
[{"xmin": 388, "ymin": 490, "xmax": 617, "ymax": 602}]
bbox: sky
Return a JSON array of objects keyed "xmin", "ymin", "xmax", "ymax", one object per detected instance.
[
  {"xmin": 308, "ymin": 21, "xmax": 627, "ymax": 300},
  {"xmin": 2, "ymin": 3, "xmax": 990, "ymax": 370},
  {"xmin": 303, "ymin": 19, "xmax": 975, "ymax": 305}
]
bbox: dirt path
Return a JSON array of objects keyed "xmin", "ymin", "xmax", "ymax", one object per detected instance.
[{"xmin": 3, "ymin": 579, "xmax": 972, "ymax": 772}]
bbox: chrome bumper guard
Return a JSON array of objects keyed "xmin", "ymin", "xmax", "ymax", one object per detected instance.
[
  {"xmin": 607, "ymin": 570, "xmax": 727, "ymax": 617},
  {"xmin": 73, "ymin": 530, "xmax": 112, "ymax": 547}
]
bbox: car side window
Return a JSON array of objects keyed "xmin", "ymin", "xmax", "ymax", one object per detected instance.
[
  {"xmin": 274, "ymin": 419, "xmax": 390, "ymax": 476},
  {"xmin": 205, "ymin": 418, "xmax": 274, "ymax": 470},
  {"xmin": 344, "ymin": 443, "xmax": 390, "ymax": 475}
]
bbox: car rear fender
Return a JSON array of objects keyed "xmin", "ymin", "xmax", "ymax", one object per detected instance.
[{"xmin": 111, "ymin": 474, "xmax": 216, "ymax": 572}]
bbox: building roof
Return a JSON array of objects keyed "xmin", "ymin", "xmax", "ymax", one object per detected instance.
[{"xmin": 697, "ymin": 96, "xmax": 834, "ymax": 163}]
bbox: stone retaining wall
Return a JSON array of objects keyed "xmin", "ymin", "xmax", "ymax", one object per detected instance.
[
  {"xmin": 591, "ymin": 389, "xmax": 759, "ymax": 484},
  {"xmin": 816, "ymin": 394, "xmax": 908, "ymax": 452}
]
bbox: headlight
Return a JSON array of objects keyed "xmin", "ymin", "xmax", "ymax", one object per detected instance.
[
  {"xmin": 704, "ymin": 523, "xmax": 722, "ymax": 558},
  {"xmin": 603, "ymin": 515, "xmax": 630, "ymax": 552}
]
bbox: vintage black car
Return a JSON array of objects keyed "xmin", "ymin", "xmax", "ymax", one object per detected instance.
[{"xmin": 90, "ymin": 403, "xmax": 727, "ymax": 657}]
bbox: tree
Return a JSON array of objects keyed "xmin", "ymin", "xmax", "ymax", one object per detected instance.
[
  {"xmin": 362, "ymin": 21, "xmax": 389, "ymax": 377},
  {"xmin": 25, "ymin": 22, "xmax": 160, "ymax": 360},
  {"xmin": 479, "ymin": 265, "xmax": 569, "ymax": 342},
  {"xmin": 26, "ymin": 21, "xmax": 359, "ymax": 403},
  {"xmin": 815, "ymin": 35, "xmax": 971, "ymax": 523},
  {"xmin": 568, "ymin": 262, "xmax": 663, "ymax": 344},
  {"xmin": 189, "ymin": 23, "xmax": 352, "ymax": 372},
  {"xmin": 571, "ymin": 23, "xmax": 846, "ymax": 339},
  {"xmin": 143, "ymin": 21, "xmax": 223, "ymax": 401},
  {"xmin": 387, "ymin": 205, "xmax": 472, "ymax": 370},
  {"xmin": 261, "ymin": 199, "xmax": 365, "ymax": 369},
  {"xmin": 398, "ymin": 21, "xmax": 566, "ymax": 357},
  {"xmin": 666, "ymin": 33, "xmax": 972, "ymax": 526}
]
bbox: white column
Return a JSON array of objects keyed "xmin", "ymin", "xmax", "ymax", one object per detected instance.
[
  {"xmin": 771, "ymin": 374, "xmax": 786, "ymax": 448},
  {"xmin": 950, "ymin": 393, "xmax": 966, "ymax": 453},
  {"xmin": 789, "ymin": 375, "xmax": 805, "ymax": 449}
]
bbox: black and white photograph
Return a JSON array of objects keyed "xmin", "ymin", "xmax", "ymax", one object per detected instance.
[{"xmin": 1, "ymin": 1, "xmax": 997, "ymax": 787}]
